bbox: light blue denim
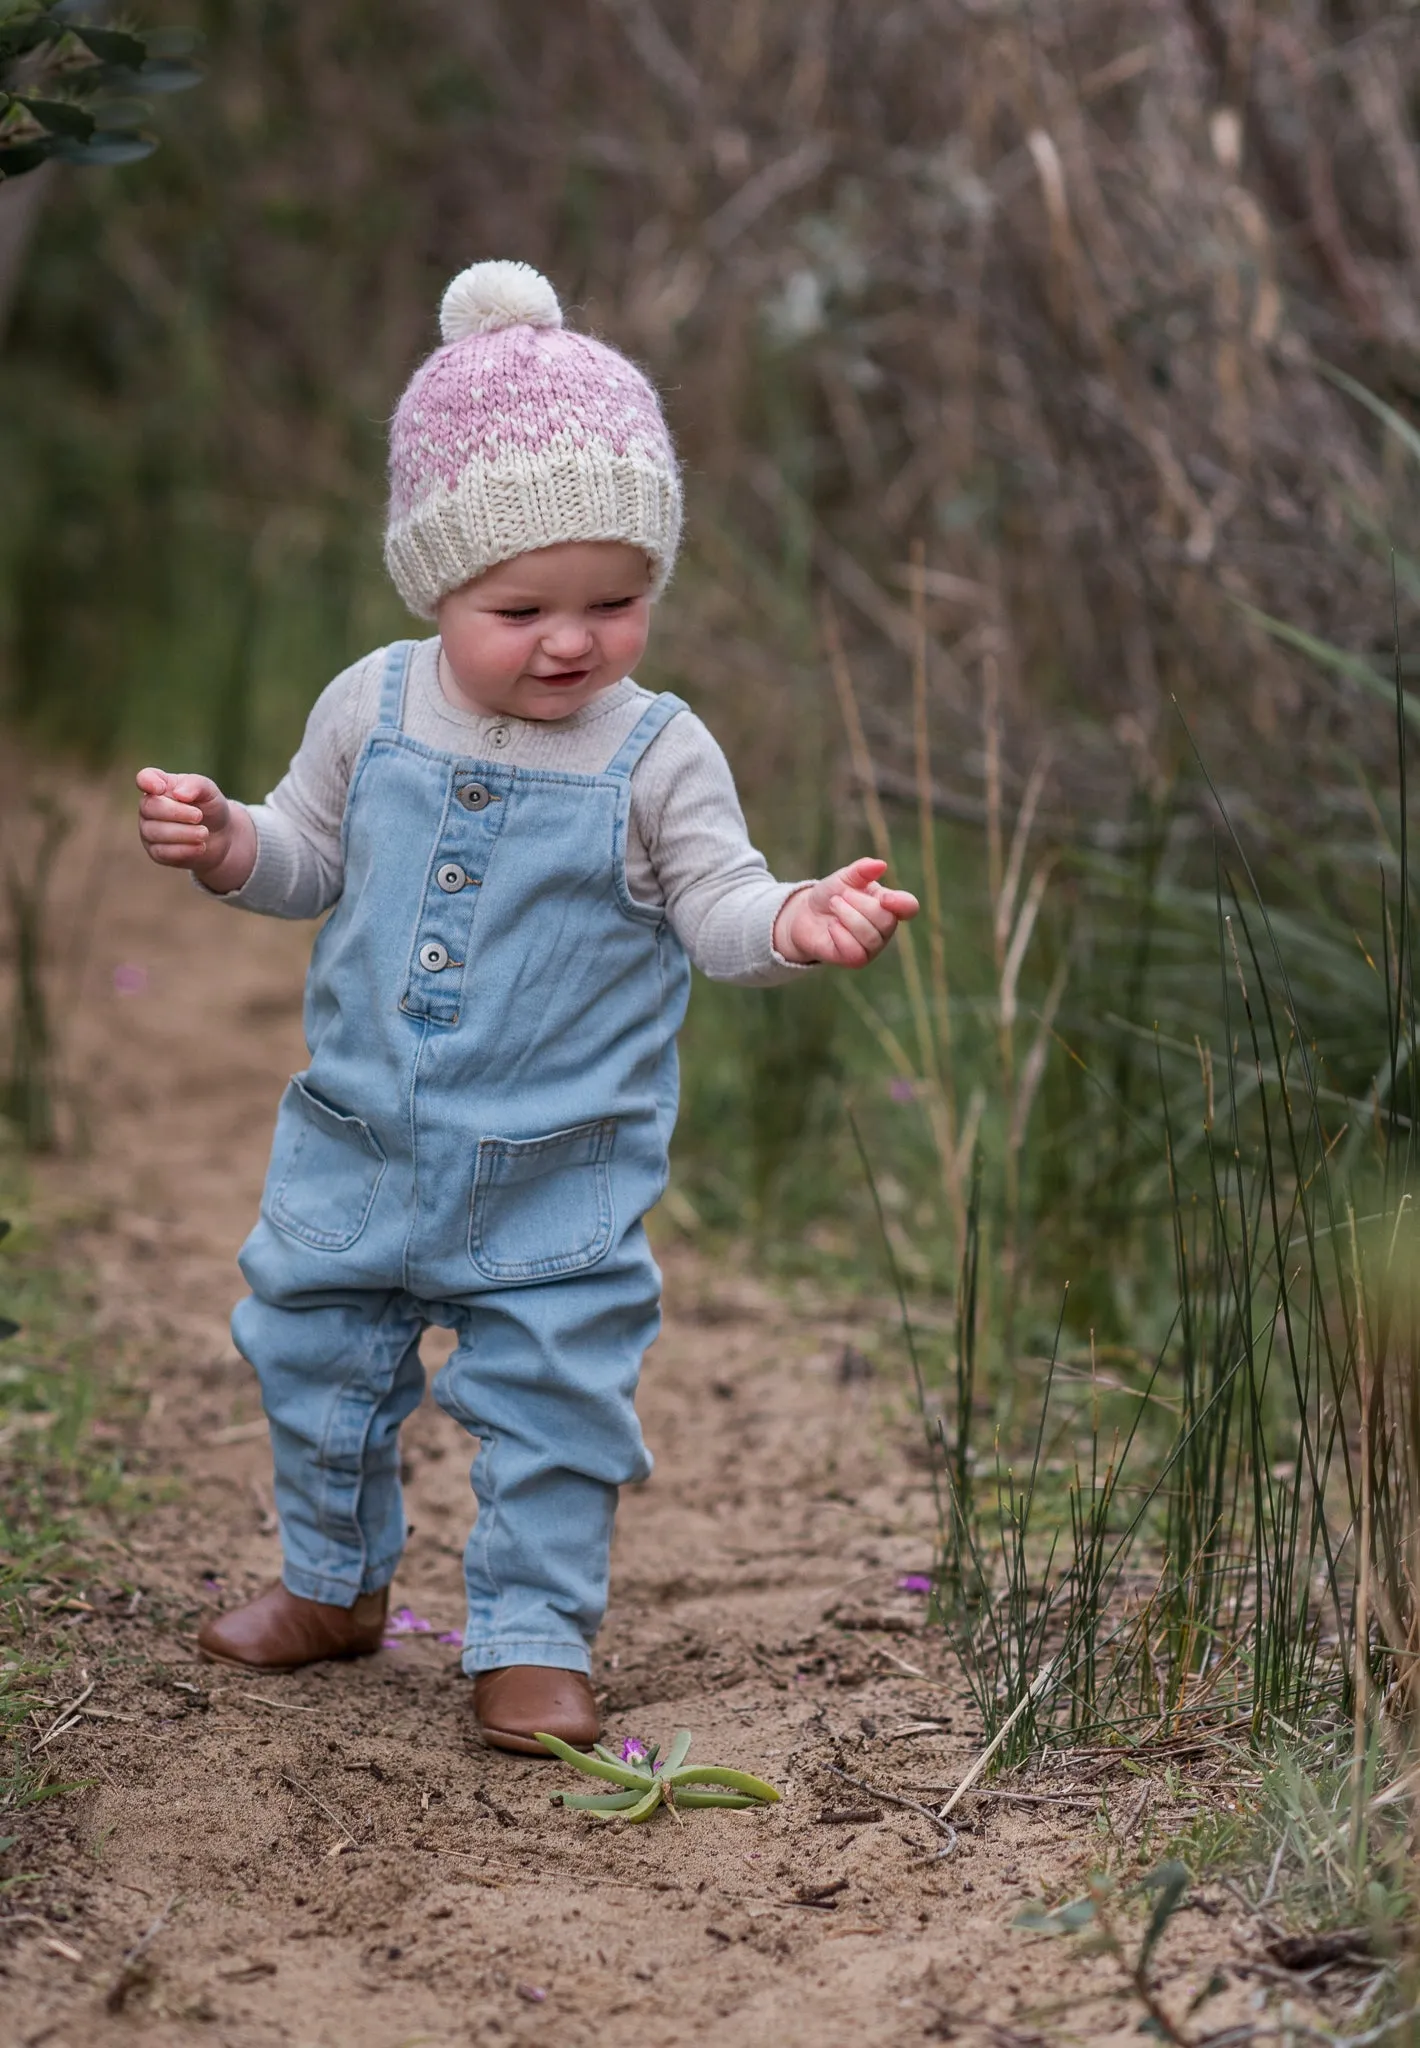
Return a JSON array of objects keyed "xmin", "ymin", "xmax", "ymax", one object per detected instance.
[{"xmin": 232, "ymin": 644, "xmax": 691, "ymax": 1675}]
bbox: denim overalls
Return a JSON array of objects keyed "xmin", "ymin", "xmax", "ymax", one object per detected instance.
[{"xmin": 233, "ymin": 643, "xmax": 691, "ymax": 1676}]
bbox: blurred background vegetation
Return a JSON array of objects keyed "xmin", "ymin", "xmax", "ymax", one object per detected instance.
[{"xmin": 2, "ymin": 0, "xmax": 1419, "ymax": 1340}]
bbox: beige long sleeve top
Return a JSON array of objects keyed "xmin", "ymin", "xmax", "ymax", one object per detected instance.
[{"xmin": 216, "ymin": 638, "xmax": 812, "ymax": 986}]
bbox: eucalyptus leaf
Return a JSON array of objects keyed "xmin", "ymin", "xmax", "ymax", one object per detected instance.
[
  {"xmin": 91, "ymin": 98, "xmax": 151, "ymax": 131},
  {"xmin": 49, "ymin": 130, "xmax": 154, "ymax": 165},
  {"xmin": 136, "ymin": 59, "xmax": 203, "ymax": 93},
  {"xmin": 15, "ymin": 95, "xmax": 93, "ymax": 139},
  {"xmin": 0, "ymin": 17, "xmax": 61, "ymax": 62},
  {"xmin": 69, "ymin": 24, "xmax": 148, "ymax": 68},
  {"xmin": 0, "ymin": 139, "xmax": 54, "ymax": 177},
  {"xmin": 143, "ymin": 26, "xmax": 203, "ymax": 57}
]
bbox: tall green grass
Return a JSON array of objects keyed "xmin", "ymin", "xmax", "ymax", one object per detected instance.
[{"xmin": 835, "ymin": 574, "xmax": 1420, "ymax": 1781}]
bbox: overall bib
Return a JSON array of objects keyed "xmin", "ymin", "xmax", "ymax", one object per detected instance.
[{"xmin": 234, "ymin": 643, "xmax": 691, "ymax": 1676}]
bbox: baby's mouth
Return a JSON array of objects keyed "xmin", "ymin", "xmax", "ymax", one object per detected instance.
[{"xmin": 534, "ymin": 669, "xmax": 591, "ymax": 688}]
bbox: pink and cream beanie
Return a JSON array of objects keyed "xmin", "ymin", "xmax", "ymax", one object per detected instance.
[{"xmin": 384, "ymin": 260, "xmax": 682, "ymax": 618}]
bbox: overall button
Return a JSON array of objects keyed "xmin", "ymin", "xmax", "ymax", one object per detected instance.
[
  {"xmin": 456, "ymin": 782, "xmax": 492, "ymax": 811},
  {"xmin": 436, "ymin": 863, "xmax": 468, "ymax": 893},
  {"xmin": 418, "ymin": 941, "xmax": 451, "ymax": 973}
]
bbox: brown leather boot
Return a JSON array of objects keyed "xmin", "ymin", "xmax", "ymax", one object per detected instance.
[
  {"xmin": 472, "ymin": 1666, "xmax": 599, "ymax": 1755},
  {"xmin": 197, "ymin": 1582, "xmax": 389, "ymax": 1671}
]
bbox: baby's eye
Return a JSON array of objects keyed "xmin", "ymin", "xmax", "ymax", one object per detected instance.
[
  {"xmin": 593, "ymin": 597, "xmax": 635, "ymax": 613},
  {"xmin": 496, "ymin": 607, "xmax": 539, "ymax": 622}
]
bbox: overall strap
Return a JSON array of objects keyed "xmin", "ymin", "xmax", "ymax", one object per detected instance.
[
  {"xmin": 604, "ymin": 692, "xmax": 688, "ymax": 780},
  {"xmin": 376, "ymin": 641, "xmax": 416, "ymax": 730}
]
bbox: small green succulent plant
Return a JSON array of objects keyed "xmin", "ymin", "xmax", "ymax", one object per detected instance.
[{"xmin": 538, "ymin": 1730, "xmax": 780, "ymax": 1824}]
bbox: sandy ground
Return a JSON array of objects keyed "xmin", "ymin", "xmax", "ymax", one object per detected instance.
[{"xmin": 2, "ymin": 785, "xmax": 1323, "ymax": 2048}]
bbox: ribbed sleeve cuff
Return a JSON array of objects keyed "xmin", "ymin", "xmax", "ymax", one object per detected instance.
[
  {"xmin": 702, "ymin": 880, "xmax": 819, "ymax": 986},
  {"xmin": 192, "ymin": 808, "xmax": 305, "ymax": 917}
]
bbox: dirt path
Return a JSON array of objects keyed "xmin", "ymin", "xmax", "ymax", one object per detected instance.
[{"xmin": 5, "ymin": 789, "xmax": 1279, "ymax": 2048}]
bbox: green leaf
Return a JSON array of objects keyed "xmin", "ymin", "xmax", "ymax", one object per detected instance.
[
  {"xmin": 0, "ymin": 17, "xmax": 61, "ymax": 63},
  {"xmin": 1013, "ymin": 1896, "xmax": 1097, "ymax": 1936},
  {"xmin": 137, "ymin": 59, "xmax": 203, "ymax": 93},
  {"xmin": 0, "ymin": 139, "xmax": 53, "ymax": 177},
  {"xmin": 553, "ymin": 1789, "xmax": 642, "ymax": 1812},
  {"xmin": 533, "ymin": 1733, "xmax": 647, "ymax": 1787},
  {"xmin": 14, "ymin": 95, "xmax": 93, "ymax": 139},
  {"xmin": 69, "ymin": 24, "xmax": 148, "ymax": 68},
  {"xmin": 672, "ymin": 1790, "xmax": 761, "ymax": 1809},
  {"xmin": 667, "ymin": 1765, "xmax": 780, "ymax": 1802},
  {"xmin": 90, "ymin": 97, "xmax": 151, "ymax": 131},
  {"xmin": 1137, "ymin": 1860, "xmax": 1190, "ymax": 1967},
  {"xmin": 143, "ymin": 26, "xmax": 203, "ymax": 57},
  {"xmin": 664, "ymin": 1729, "xmax": 694, "ymax": 1774},
  {"xmin": 0, "ymin": 1837, "xmax": 16, "ymax": 1855},
  {"xmin": 618, "ymin": 1782, "xmax": 666, "ymax": 1825},
  {"xmin": 49, "ymin": 130, "xmax": 155, "ymax": 165}
]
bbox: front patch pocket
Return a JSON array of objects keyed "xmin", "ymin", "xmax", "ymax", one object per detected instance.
[
  {"xmin": 469, "ymin": 1119, "xmax": 617, "ymax": 1282},
  {"xmin": 267, "ymin": 1075, "xmax": 387, "ymax": 1251}
]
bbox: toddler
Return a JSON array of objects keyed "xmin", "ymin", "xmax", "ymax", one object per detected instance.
[{"xmin": 135, "ymin": 261, "xmax": 917, "ymax": 1755}]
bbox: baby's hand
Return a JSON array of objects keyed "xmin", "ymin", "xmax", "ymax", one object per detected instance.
[
  {"xmin": 135, "ymin": 768, "xmax": 257, "ymax": 893},
  {"xmin": 773, "ymin": 857, "xmax": 920, "ymax": 969}
]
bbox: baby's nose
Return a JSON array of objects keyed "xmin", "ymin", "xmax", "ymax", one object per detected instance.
[{"xmin": 542, "ymin": 620, "xmax": 594, "ymax": 655}]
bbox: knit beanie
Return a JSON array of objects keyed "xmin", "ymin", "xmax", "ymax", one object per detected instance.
[{"xmin": 384, "ymin": 261, "xmax": 682, "ymax": 618}]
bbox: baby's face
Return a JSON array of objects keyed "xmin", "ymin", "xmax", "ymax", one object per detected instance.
[{"xmin": 436, "ymin": 541, "xmax": 653, "ymax": 723}]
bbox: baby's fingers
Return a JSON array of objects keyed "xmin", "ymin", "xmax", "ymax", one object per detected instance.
[
  {"xmin": 829, "ymin": 892, "xmax": 887, "ymax": 956},
  {"xmin": 140, "ymin": 791, "xmax": 206, "ymax": 826},
  {"xmin": 825, "ymin": 920, "xmax": 872, "ymax": 967},
  {"xmin": 144, "ymin": 841, "xmax": 208, "ymax": 867},
  {"xmin": 141, "ymin": 819, "xmax": 208, "ymax": 847},
  {"xmin": 835, "ymin": 883, "xmax": 898, "ymax": 935}
]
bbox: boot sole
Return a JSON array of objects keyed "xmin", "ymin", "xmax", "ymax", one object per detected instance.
[
  {"xmin": 196, "ymin": 1639, "xmax": 384, "ymax": 1673},
  {"xmin": 477, "ymin": 1724, "xmax": 596, "ymax": 1756}
]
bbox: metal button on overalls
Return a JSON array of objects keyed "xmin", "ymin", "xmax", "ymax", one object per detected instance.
[
  {"xmin": 436, "ymin": 863, "xmax": 468, "ymax": 893},
  {"xmin": 419, "ymin": 941, "xmax": 450, "ymax": 972},
  {"xmin": 457, "ymin": 782, "xmax": 492, "ymax": 811}
]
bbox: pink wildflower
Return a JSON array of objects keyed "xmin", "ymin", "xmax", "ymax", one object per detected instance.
[
  {"xmin": 896, "ymin": 1573, "xmax": 934, "ymax": 1595},
  {"xmin": 385, "ymin": 1606, "xmax": 435, "ymax": 1635}
]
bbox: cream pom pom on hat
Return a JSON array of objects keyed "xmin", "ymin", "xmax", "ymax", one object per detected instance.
[{"xmin": 384, "ymin": 260, "xmax": 683, "ymax": 618}]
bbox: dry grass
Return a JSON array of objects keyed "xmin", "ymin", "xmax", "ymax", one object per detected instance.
[{"xmin": 2, "ymin": 1, "xmax": 1419, "ymax": 830}]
